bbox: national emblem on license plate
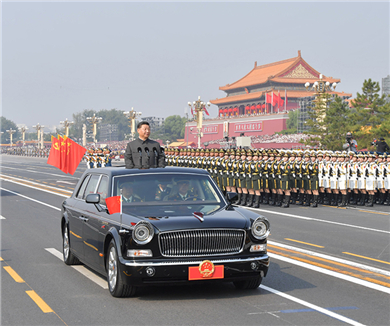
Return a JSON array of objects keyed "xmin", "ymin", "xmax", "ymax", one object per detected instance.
[{"xmin": 188, "ymin": 260, "xmax": 224, "ymax": 280}]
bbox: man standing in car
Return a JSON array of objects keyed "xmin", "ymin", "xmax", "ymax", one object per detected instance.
[{"xmin": 125, "ymin": 121, "xmax": 165, "ymax": 169}]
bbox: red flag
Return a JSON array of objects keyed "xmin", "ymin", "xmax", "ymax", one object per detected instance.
[
  {"xmin": 191, "ymin": 107, "xmax": 194, "ymax": 115},
  {"xmin": 105, "ymin": 196, "xmax": 122, "ymax": 214},
  {"xmin": 47, "ymin": 136, "xmax": 61, "ymax": 170},
  {"xmin": 66, "ymin": 138, "xmax": 87, "ymax": 175},
  {"xmin": 277, "ymin": 91, "xmax": 284, "ymax": 107},
  {"xmin": 265, "ymin": 93, "xmax": 272, "ymax": 104},
  {"xmin": 204, "ymin": 107, "xmax": 209, "ymax": 116}
]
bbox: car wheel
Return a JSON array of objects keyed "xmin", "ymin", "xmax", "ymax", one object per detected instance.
[
  {"xmin": 233, "ymin": 275, "xmax": 262, "ymax": 290},
  {"xmin": 63, "ymin": 224, "xmax": 80, "ymax": 265},
  {"xmin": 106, "ymin": 240, "xmax": 136, "ymax": 297}
]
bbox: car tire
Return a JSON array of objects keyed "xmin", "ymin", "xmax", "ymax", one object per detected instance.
[
  {"xmin": 233, "ymin": 275, "xmax": 262, "ymax": 290},
  {"xmin": 63, "ymin": 224, "xmax": 80, "ymax": 265},
  {"xmin": 106, "ymin": 240, "xmax": 136, "ymax": 297}
]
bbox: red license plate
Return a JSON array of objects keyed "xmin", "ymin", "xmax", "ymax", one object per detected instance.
[{"xmin": 188, "ymin": 262, "xmax": 224, "ymax": 281}]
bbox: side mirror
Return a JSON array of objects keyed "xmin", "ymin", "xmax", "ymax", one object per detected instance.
[
  {"xmin": 226, "ymin": 192, "xmax": 238, "ymax": 203},
  {"xmin": 86, "ymin": 194, "xmax": 100, "ymax": 204}
]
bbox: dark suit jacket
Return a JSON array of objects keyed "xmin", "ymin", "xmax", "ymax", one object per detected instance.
[{"xmin": 125, "ymin": 138, "xmax": 165, "ymax": 169}]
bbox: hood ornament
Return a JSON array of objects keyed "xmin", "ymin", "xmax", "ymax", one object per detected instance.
[{"xmin": 193, "ymin": 212, "xmax": 204, "ymax": 222}]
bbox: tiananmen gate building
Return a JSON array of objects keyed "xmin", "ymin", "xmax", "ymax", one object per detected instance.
[{"xmin": 184, "ymin": 51, "xmax": 351, "ymax": 149}]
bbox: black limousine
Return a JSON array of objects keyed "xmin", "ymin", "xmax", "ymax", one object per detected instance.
[{"xmin": 61, "ymin": 167, "xmax": 270, "ymax": 297}]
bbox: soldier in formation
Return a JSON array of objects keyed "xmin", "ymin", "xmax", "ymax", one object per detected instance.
[
  {"xmin": 84, "ymin": 147, "xmax": 114, "ymax": 169},
  {"xmin": 165, "ymin": 148, "xmax": 390, "ymax": 208}
]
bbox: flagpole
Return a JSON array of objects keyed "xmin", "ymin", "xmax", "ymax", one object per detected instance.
[
  {"xmin": 285, "ymin": 89, "xmax": 287, "ymax": 113},
  {"xmin": 272, "ymin": 92, "xmax": 274, "ymax": 114},
  {"xmin": 119, "ymin": 189, "xmax": 125, "ymax": 234}
]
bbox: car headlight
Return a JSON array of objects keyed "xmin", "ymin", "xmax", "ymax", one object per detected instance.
[
  {"xmin": 251, "ymin": 217, "xmax": 270, "ymax": 240},
  {"xmin": 133, "ymin": 221, "xmax": 154, "ymax": 245}
]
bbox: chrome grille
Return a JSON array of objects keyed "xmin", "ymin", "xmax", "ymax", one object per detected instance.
[{"xmin": 159, "ymin": 229, "xmax": 246, "ymax": 257}]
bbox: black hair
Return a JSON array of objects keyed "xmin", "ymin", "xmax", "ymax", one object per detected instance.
[{"xmin": 137, "ymin": 121, "xmax": 150, "ymax": 129}]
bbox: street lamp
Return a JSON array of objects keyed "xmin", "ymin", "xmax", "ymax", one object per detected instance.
[
  {"xmin": 60, "ymin": 118, "xmax": 74, "ymax": 137},
  {"xmin": 123, "ymin": 108, "xmax": 142, "ymax": 141},
  {"xmin": 6, "ymin": 128, "xmax": 16, "ymax": 147},
  {"xmin": 19, "ymin": 126, "xmax": 28, "ymax": 147},
  {"xmin": 86, "ymin": 114, "xmax": 102, "ymax": 144},
  {"xmin": 304, "ymin": 74, "xmax": 337, "ymax": 128},
  {"xmin": 305, "ymin": 74, "xmax": 337, "ymax": 99},
  {"xmin": 32, "ymin": 123, "xmax": 44, "ymax": 149},
  {"xmin": 188, "ymin": 96, "xmax": 210, "ymax": 148}
]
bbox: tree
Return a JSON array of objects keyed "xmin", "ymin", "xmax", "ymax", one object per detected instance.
[
  {"xmin": 349, "ymin": 79, "xmax": 390, "ymax": 149},
  {"xmin": 303, "ymin": 94, "xmax": 351, "ymax": 150},
  {"xmin": 153, "ymin": 115, "xmax": 186, "ymax": 143},
  {"xmin": 276, "ymin": 109, "xmax": 298, "ymax": 135},
  {"xmin": 0, "ymin": 116, "xmax": 20, "ymax": 144}
]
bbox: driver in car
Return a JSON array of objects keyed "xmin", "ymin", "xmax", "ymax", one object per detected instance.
[{"xmin": 168, "ymin": 180, "xmax": 197, "ymax": 201}]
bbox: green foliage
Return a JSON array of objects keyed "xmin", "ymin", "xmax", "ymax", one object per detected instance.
[
  {"xmin": 153, "ymin": 115, "xmax": 187, "ymax": 142},
  {"xmin": 303, "ymin": 79, "xmax": 390, "ymax": 150},
  {"xmin": 0, "ymin": 116, "xmax": 20, "ymax": 144},
  {"xmin": 277, "ymin": 110, "xmax": 298, "ymax": 135},
  {"xmin": 303, "ymin": 94, "xmax": 350, "ymax": 150},
  {"xmin": 349, "ymin": 79, "xmax": 390, "ymax": 149}
]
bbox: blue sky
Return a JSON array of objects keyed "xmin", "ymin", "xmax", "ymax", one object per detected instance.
[{"xmin": 2, "ymin": 1, "xmax": 389, "ymax": 129}]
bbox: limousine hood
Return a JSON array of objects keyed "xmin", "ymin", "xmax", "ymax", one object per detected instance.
[{"xmin": 123, "ymin": 207, "xmax": 262, "ymax": 232}]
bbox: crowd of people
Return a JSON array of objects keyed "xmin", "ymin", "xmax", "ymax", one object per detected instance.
[
  {"xmin": 164, "ymin": 147, "xmax": 390, "ymax": 208},
  {"xmin": 204, "ymin": 133, "xmax": 311, "ymax": 146}
]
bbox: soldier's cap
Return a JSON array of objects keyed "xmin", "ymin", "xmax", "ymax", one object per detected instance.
[
  {"xmin": 120, "ymin": 181, "xmax": 135, "ymax": 189},
  {"xmin": 357, "ymin": 153, "xmax": 364, "ymax": 158},
  {"xmin": 296, "ymin": 152, "xmax": 303, "ymax": 157},
  {"xmin": 317, "ymin": 151, "xmax": 324, "ymax": 157},
  {"xmin": 246, "ymin": 149, "xmax": 253, "ymax": 155},
  {"xmin": 283, "ymin": 152, "xmax": 289, "ymax": 158},
  {"xmin": 175, "ymin": 178, "xmax": 190, "ymax": 184}
]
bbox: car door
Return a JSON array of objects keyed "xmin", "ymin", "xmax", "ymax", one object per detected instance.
[
  {"xmin": 67, "ymin": 174, "xmax": 91, "ymax": 260},
  {"xmin": 74, "ymin": 174, "xmax": 101, "ymax": 265},
  {"xmin": 82, "ymin": 175, "xmax": 109, "ymax": 272}
]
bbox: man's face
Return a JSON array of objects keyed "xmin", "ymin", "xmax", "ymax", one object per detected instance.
[
  {"xmin": 137, "ymin": 124, "xmax": 150, "ymax": 140},
  {"xmin": 122, "ymin": 185, "xmax": 133, "ymax": 198},
  {"xmin": 178, "ymin": 182, "xmax": 189, "ymax": 195}
]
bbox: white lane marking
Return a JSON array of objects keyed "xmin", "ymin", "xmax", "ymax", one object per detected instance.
[
  {"xmin": 1, "ymin": 166, "xmax": 79, "ymax": 179},
  {"xmin": 250, "ymin": 207, "xmax": 390, "ymax": 234},
  {"xmin": 0, "ymin": 187, "xmax": 61, "ymax": 211},
  {"xmin": 260, "ymin": 285, "xmax": 365, "ymax": 326},
  {"xmin": 0, "ymin": 177, "xmax": 71, "ymax": 198},
  {"xmin": 269, "ymin": 252, "xmax": 390, "ymax": 294},
  {"xmin": 0, "ymin": 215, "xmax": 5, "ymax": 219},
  {"xmin": 57, "ymin": 181, "xmax": 74, "ymax": 185},
  {"xmin": 269, "ymin": 240, "xmax": 390, "ymax": 277},
  {"xmin": 45, "ymin": 248, "xmax": 108, "ymax": 289}
]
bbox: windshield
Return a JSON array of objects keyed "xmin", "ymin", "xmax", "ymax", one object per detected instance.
[{"xmin": 112, "ymin": 173, "xmax": 225, "ymax": 216}]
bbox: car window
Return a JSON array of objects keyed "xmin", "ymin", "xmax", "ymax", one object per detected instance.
[
  {"xmin": 112, "ymin": 173, "xmax": 222, "ymax": 204},
  {"xmin": 76, "ymin": 175, "xmax": 91, "ymax": 199},
  {"xmin": 83, "ymin": 175, "xmax": 101, "ymax": 200},
  {"xmin": 96, "ymin": 176, "xmax": 109, "ymax": 205}
]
